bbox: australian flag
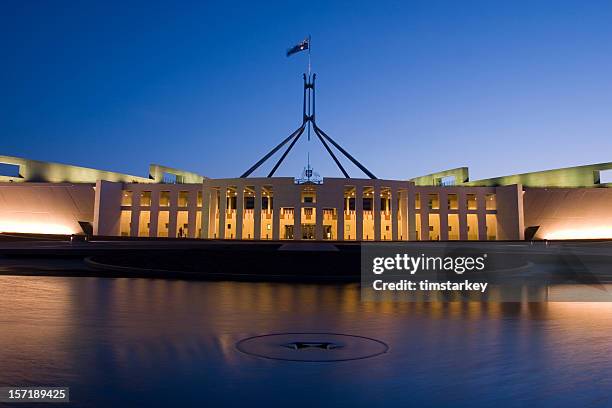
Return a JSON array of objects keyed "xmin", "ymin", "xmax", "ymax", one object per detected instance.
[{"xmin": 286, "ymin": 37, "xmax": 309, "ymax": 57}]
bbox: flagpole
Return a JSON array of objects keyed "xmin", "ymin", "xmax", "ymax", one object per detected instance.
[
  {"xmin": 307, "ymin": 35, "xmax": 312, "ymax": 141},
  {"xmin": 308, "ymin": 35, "xmax": 311, "ymax": 77}
]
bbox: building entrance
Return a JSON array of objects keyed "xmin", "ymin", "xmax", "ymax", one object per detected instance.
[
  {"xmin": 323, "ymin": 225, "xmax": 332, "ymax": 240},
  {"xmin": 301, "ymin": 224, "xmax": 315, "ymax": 240},
  {"xmin": 284, "ymin": 225, "xmax": 294, "ymax": 240}
]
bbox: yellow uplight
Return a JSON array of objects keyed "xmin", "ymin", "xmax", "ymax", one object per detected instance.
[
  {"xmin": 0, "ymin": 221, "xmax": 75, "ymax": 235},
  {"xmin": 544, "ymin": 227, "xmax": 612, "ymax": 240}
]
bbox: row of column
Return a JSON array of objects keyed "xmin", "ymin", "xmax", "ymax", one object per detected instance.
[
  {"xmin": 127, "ymin": 190, "xmax": 200, "ymax": 238},
  {"xmin": 140, "ymin": 185, "xmax": 498, "ymax": 241},
  {"xmin": 410, "ymin": 190, "xmax": 494, "ymax": 241},
  {"xmin": 201, "ymin": 185, "xmax": 408, "ymax": 241}
]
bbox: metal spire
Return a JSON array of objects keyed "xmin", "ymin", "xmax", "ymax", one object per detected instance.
[{"xmin": 240, "ymin": 73, "xmax": 377, "ymax": 179}]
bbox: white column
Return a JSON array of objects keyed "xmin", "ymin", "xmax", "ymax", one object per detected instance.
[
  {"xmin": 293, "ymin": 207, "xmax": 301, "ymax": 240},
  {"xmin": 420, "ymin": 193, "xmax": 429, "ymax": 241},
  {"xmin": 315, "ymin": 205, "xmax": 324, "ymax": 240},
  {"xmin": 201, "ymin": 185, "xmax": 211, "ymax": 238},
  {"xmin": 407, "ymin": 188, "xmax": 417, "ymax": 240},
  {"xmin": 209, "ymin": 188, "xmax": 219, "ymax": 238},
  {"xmin": 391, "ymin": 190, "xmax": 398, "ymax": 240},
  {"xmin": 149, "ymin": 190, "xmax": 159, "ymax": 237},
  {"xmin": 236, "ymin": 186, "xmax": 244, "ymax": 240},
  {"xmin": 187, "ymin": 190, "xmax": 197, "ymax": 238},
  {"xmin": 272, "ymin": 192, "xmax": 279, "ymax": 240},
  {"xmin": 477, "ymin": 192, "xmax": 487, "ymax": 240},
  {"xmin": 399, "ymin": 189, "xmax": 408, "ymax": 240},
  {"xmin": 168, "ymin": 190, "xmax": 178, "ymax": 238},
  {"xmin": 373, "ymin": 186, "xmax": 381, "ymax": 241},
  {"xmin": 130, "ymin": 190, "xmax": 140, "ymax": 237},
  {"xmin": 440, "ymin": 191, "xmax": 448, "ymax": 241},
  {"xmin": 356, "ymin": 186, "xmax": 363, "ymax": 240},
  {"xmin": 254, "ymin": 186, "xmax": 262, "ymax": 240},
  {"xmin": 337, "ymin": 200, "xmax": 344, "ymax": 241},
  {"xmin": 458, "ymin": 191, "xmax": 468, "ymax": 240},
  {"xmin": 218, "ymin": 186, "xmax": 227, "ymax": 239}
]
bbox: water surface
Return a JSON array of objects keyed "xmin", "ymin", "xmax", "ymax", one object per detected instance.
[{"xmin": 0, "ymin": 276, "xmax": 611, "ymax": 407}]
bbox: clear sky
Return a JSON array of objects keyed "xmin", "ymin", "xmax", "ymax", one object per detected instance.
[{"xmin": 2, "ymin": 1, "xmax": 612, "ymax": 180}]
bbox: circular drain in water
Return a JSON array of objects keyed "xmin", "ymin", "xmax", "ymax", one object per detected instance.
[{"xmin": 236, "ymin": 332, "xmax": 389, "ymax": 362}]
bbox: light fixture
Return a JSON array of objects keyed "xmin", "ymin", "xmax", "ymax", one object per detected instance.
[
  {"xmin": 544, "ymin": 227, "xmax": 612, "ymax": 240},
  {"xmin": 0, "ymin": 221, "xmax": 75, "ymax": 235}
]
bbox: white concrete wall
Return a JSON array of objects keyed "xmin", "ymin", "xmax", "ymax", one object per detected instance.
[
  {"xmin": 93, "ymin": 180, "xmax": 123, "ymax": 236},
  {"xmin": 0, "ymin": 182, "xmax": 94, "ymax": 234},
  {"xmin": 524, "ymin": 187, "xmax": 612, "ymax": 239},
  {"xmin": 496, "ymin": 184, "xmax": 524, "ymax": 240}
]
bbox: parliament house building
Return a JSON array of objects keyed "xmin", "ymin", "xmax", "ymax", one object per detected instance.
[
  {"xmin": 1, "ymin": 154, "xmax": 611, "ymax": 242},
  {"xmin": 1, "ymin": 75, "xmax": 611, "ymax": 242}
]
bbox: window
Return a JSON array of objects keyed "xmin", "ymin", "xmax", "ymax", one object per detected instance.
[
  {"xmin": 228, "ymin": 196, "xmax": 237, "ymax": 210},
  {"xmin": 486, "ymin": 214, "xmax": 497, "ymax": 240},
  {"xmin": 262, "ymin": 196, "xmax": 271, "ymax": 210},
  {"xmin": 467, "ymin": 194, "xmax": 477, "ymax": 210},
  {"xmin": 178, "ymin": 191, "xmax": 189, "ymax": 207},
  {"xmin": 160, "ymin": 191, "xmax": 170, "ymax": 207},
  {"xmin": 162, "ymin": 173, "xmax": 177, "ymax": 184},
  {"xmin": 448, "ymin": 214, "xmax": 459, "ymax": 240},
  {"xmin": 301, "ymin": 189, "xmax": 316, "ymax": 203},
  {"xmin": 157, "ymin": 211, "xmax": 169, "ymax": 237},
  {"xmin": 428, "ymin": 194, "xmax": 439, "ymax": 210},
  {"xmin": 415, "ymin": 193, "xmax": 421, "ymax": 210},
  {"xmin": 428, "ymin": 214, "xmax": 440, "ymax": 240},
  {"xmin": 121, "ymin": 191, "xmax": 132, "ymax": 206},
  {"xmin": 140, "ymin": 191, "xmax": 151, "ymax": 206},
  {"xmin": 600, "ymin": 169, "xmax": 612, "ymax": 184},
  {"xmin": 447, "ymin": 194, "xmax": 458, "ymax": 210},
  {"xmin": 177, "ymin": 211, "xmax": 188, "ymax": 237},
  {"xmin": 380, "ymin": 198, "xmax": 388, "ymax": 212},
  {"xmin": 197, "ymin": 191, "xmax": 203, "ymax": 207},
  {"xmin": 486, "ymin": 194, "xmax": 496, "ymax": 210},
  {"xmin": 119, "ymin": 210, "xmax": 131, "ymax": 236},
  {"xmin": 138, "ymin": 211, "xmax": 150, "ymax": 237},
  {"xmin": 0, "ymin": 163, "xmax": 20, "ymax": 177},
  {"xmin": 196, "ymin": 211, "xmax": 202, "ymax": 238},
  {"xmin": 438, "ymin": 175, "xmax": 455, "ymax": 186},
  {"xmin": 467, "ymin": 214, "xmax": 478, "ymax": 240}
]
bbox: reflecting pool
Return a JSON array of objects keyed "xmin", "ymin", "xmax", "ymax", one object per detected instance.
[{"xmin": 0, "ymin": 276, "xmax": 611, "ymax": 407}]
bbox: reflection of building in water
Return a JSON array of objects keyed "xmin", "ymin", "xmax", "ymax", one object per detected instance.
[{"xmin": 3, "ymin": 275, "xmax": 612, "ymax": 404}]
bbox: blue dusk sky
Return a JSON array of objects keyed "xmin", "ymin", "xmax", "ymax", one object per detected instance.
[{"xmin": 2, "ymin": 1, "xmax": 612, "ymax": 180}]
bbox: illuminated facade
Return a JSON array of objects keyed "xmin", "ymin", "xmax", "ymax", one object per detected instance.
[
  {"xmin": 3, "ymin": 72, "xmax": 611, "ymax": 241},
  {"xmin": 0, "ymin": 154, "xmax": 611, "ymax": 241}
]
